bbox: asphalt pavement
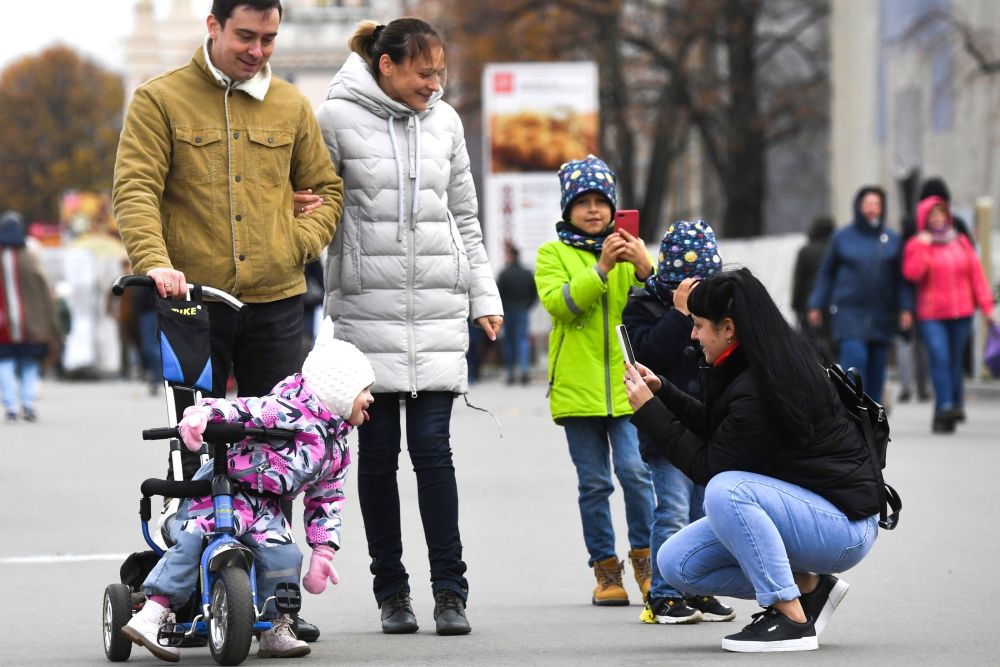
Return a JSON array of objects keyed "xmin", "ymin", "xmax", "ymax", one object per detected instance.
[{"xmin": 0, "ymin": 374, "xmax": 997, "ymax": 665}]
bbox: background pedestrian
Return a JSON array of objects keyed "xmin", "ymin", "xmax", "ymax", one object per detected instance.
[
  {"xmin": 807, "ymin": 186, "xmax": 912, "ymax": 402},
  {"xmin": 0, "ymin": 210, "xmax": 62, "ymax": 422},
  {"xmin": 902, "ymin": 195, "xmax": 995, "ymax": 433},
  {"xmin": 497, "ymin": 244, "xmax": 537, "ymax": 385},
  {"xmin": 791, "ymin": 215, "xmax": 836, "ymax": 364}
]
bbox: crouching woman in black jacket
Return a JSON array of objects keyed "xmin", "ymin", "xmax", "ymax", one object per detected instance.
[{"xmin": 625, "ymin": 268, "xmax": 880, "ymax": 654}]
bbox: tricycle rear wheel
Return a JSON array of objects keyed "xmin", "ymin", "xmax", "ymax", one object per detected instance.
[{"xmin": 102, "ymin": 584, "xmax": 134, "ymax": 662}]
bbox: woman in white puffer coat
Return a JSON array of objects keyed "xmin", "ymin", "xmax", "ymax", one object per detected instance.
[{"xmin": 313, "ymin": 18, "xmax": 503, "ymax": 636}]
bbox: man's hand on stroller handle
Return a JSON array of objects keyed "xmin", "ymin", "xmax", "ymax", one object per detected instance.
[
  {"xmin": 179, "ymin": 406, "xmax": 211, "ymax": 451},
  {"xmin": 146, "ymin": 267, "xmax": 188, "ymax": 299},
  {"xmin": 303, "ymin": 545, "xmax": 339, "ymax": 594},
  {"xmin": 112, "ymin": 275, "xmax": 246, "ymax": 312}
]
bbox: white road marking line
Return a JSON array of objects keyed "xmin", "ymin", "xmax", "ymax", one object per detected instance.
[{"xmin": 0, "ymin": 553, "xmax": 130, "ymax": 564}]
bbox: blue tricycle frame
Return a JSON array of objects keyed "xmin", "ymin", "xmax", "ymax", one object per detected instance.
[{"xmin": 136, "ymin": 422, "xmax": 302, "ymax": 664}]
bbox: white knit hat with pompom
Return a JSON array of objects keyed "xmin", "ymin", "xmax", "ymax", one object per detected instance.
[{"xmin": 302, "ymin": 318, "xmax": 375, "ymax": 419}]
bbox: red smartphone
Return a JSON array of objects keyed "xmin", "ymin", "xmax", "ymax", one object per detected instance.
[{"xmin": 614, "ymin": 209, "xmax": 640, "ymax": 238}]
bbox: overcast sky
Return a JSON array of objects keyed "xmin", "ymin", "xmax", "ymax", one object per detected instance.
[{"xmin": 4, "ymin": 1, "xmax": 210, "ymax": 73}]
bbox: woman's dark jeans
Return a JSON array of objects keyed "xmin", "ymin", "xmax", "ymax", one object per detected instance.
[
  {"xmin": 919, "ymin": 317, "xmax": 973, "ymax": 413},
  {"xmin": 358, "ymin": 391, "xmax": 468, "ymax": 605}
]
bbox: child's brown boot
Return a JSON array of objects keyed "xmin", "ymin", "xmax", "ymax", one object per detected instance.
[
  {"xmin": 592, "ymin": 557, "xmax": 629, "ymax": 606},
  {"xmin": 628, "ymin": 547, "xmax": 652, "ymax": 600}
]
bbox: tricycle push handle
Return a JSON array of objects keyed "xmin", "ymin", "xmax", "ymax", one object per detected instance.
[{"xmin": 142, "ymin": 423, "xmax": 297, "ymax": 442}]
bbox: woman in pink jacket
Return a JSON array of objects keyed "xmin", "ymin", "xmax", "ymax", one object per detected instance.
[{"xmin": 903, "ymin": 195, "xmax": 995, "ymax": 433}]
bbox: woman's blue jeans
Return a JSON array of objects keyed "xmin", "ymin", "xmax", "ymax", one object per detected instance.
[
  {"xmin": 657, "ymin": 471, "xmax": 878, "ymax": 606},
  {"xmin": 357, "ymin": 391, "xmax": 468, "ymax": 605},
  {"xmin": 838, "ymin": 338, "xmax": 889, "ymax": 403},
  {"xmin": 919, "ymin": 317, "xmax": 972, "ymax": 413},
  {"xmin": 0, "ymin": 358, "xmax": 39, "ymax": 414},
  {"xmin": 563, "ymin": 416, "xmax": 655, "ymax": 565},
  {"xmin": 646, "ymin": 449, "xmax": 705, "ymax": 599}
]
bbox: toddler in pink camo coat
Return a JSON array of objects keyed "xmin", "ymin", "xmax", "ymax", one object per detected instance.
[{"xmin": 122, "ymin": 322, "xmax": 375, "ymax": 662}]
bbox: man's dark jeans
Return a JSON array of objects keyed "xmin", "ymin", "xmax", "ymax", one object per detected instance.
[
  {"xmin": 175, "ymin": 295, "xmax": 303, "ymax": 480},
  {"xmin": 357, "ymin": 391, "xmax": 469, "ymax": 605}
]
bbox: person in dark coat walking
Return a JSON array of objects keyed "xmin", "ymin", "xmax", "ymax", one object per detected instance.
[
  {"xmin": 791, "ymin": 216, "xmax": 835, "ymax": 364},
  {"xmin": 496, "ymin": 244, "xmax": 537, "ymax": 384},
  {"xmin": 807, "ymin": 186, "xmax": 913, "ymax": 403}
]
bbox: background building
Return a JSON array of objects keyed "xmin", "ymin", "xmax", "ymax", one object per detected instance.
[{"xmin": 831, "ymin": 0, "xmax": 999, "ymax": 235}]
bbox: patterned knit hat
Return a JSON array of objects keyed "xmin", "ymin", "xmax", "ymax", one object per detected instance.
[
  {"xmin": 655, "ymin": 220, "xmax": 722, "ymax": 284},
  {"xmin": 302, "ymin": 318, "xmax": 375, "ymax": 419},
  {"xmin": 558, "ymin": 154, "xmax": 617, "ymax": 221}
]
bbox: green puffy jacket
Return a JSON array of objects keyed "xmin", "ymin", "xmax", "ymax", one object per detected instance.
[{"xmin": 535, "ymin": 240, "xmax": 646, "ymax": 422}]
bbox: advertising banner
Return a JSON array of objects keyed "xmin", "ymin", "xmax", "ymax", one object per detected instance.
[{"xmin": 482, "ymin": 62, "xmax": 599, "ymax": 269}]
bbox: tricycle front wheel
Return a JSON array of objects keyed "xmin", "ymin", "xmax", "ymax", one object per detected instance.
[{"xmin": 208, "ymin": 566, "xmax": 254, "ymax": 666}]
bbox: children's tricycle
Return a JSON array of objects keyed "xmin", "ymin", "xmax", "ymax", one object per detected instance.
[{"xmin": 101, "ymin": 276, "xmax": 301, "ymax": 666}]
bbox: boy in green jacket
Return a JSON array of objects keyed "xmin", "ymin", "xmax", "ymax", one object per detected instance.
[{"xmin": 535, "ymin": 155, "xmax": 656, "ymax": 606}]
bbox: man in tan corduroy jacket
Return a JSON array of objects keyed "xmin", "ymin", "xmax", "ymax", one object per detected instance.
[
  {"xmin": 113, "ymin": 0, "xmax": 343, "ymax": 406},
  {"xmin": 112, "ymin": 0, "xmax": 342, "ymax": 649}
]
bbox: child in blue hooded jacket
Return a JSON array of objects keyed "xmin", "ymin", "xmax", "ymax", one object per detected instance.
[{"xmin": 622, "ymin": 220, "xmax": 735, "ymax": 625}]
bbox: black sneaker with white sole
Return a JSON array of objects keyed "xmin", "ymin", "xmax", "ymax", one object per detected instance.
[
  {"xmin": 686, "ymin": 595, "xmax": 736, "ymax": 621},
  {"xmin": 721, "ymin": 607, "xmax": 818, "ymax": 653},
  {"xmin": 642, "ymin": 597, "xmax": 703, "ymax": 624},
  {"xmin": 799, "ymin": 574, "xmax": 849, "ymax": 636}
]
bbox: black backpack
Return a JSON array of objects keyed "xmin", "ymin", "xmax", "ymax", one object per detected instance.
[{"xmin": 827, "ymin": 364, "xmax": 902, "ymax": 530}]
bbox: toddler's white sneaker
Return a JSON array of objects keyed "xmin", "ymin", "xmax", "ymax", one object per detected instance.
[
  {"xmin": 121, "ymin": 599, "xmax": 180, "ymax": 663},
  {"xmin": 258, "ymin": 614, "xmax": 311, "ymax": 658}
]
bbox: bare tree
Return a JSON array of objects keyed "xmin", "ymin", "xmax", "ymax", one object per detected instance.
[
  {"xmin": 0, "ymin": 47, "xmax": 124, "ymax": 223},
  {"xmin": 897, "ymin": 7, "xmax": 1000, "ymax": 75},
  {"xmin": 436, "ymin": 0, "xmax": 829, "ymax": 238}
]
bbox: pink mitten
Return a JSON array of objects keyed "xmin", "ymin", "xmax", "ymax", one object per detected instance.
[
  {"xmin": 302, "ymin": 545, "xmax": 339, "ymax": 594},
  {"xmin": 178, "ymin": 405, "xmax": 210, "ymax": 452}
]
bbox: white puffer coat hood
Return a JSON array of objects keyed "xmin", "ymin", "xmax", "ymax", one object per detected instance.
[{"xmin": 315, "ymin": 53, "xmax": 502, "ymax": 394}]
